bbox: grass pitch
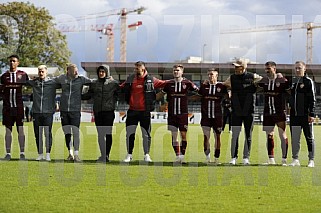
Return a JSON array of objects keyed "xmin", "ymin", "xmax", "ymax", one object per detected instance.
[{"xmin": 0, "ymin": 122, "xmax": 320, "ymax": 212}]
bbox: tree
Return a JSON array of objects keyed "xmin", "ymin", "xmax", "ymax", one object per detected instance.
[{"xmin": 0, "ymin": 2, "xmax": 71, "ymax": 71}]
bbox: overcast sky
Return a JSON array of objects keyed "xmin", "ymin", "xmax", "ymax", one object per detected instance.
[{"xmin": 3, "ymin": 0, "xmax": 321, "ymax": 72}]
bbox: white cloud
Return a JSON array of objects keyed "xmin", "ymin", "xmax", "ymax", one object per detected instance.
[
  {"xmin": 3, "ymin": 0, "xmax": 321, "ymax": 67},
  {"xmin": 137, "ymin": 0, "xmax": 168, "ymax": 18}
]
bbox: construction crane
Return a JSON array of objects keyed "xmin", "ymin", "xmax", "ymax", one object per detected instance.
[
  {"xmin": 98, "ymin": 24, "xmax": 114, "ymax": 62},
  {"xmin": 221, "ymin": 22, "xmax": 321, "ymax": 64},
  {"xmin": 55, "ymin": 6, "xmax": 146, "ymax": 62},
  {"xmin": 57, "ymin": 23, "xmax": 115, "ymax": 62},
  {"xmin": 119, "ymin": 7, "xmax": 145, "ymax": 62}
]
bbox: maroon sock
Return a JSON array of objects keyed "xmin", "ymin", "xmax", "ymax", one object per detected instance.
[
  {"xmin": 267, "ymin": 135, "xmax": 274, "ymax": 157},
  {"xmin": 215, "ymin": 134, "xmax": 221, "ymax": 158},
  {"xmin": 181, "ymin": 141, "xmax": 187, "ymax": 155},
  {"xmin": 283, "ymin": 138, "xmax": 289, "ymax": 159}
]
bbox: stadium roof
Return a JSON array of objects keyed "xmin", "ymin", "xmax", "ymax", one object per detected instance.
[
  {"xmin": 18, "ymin": 67, "xmax": 59, "ymax": 77},
  {"xmin": 81, "ymin": 62, "xmax": 321, "ymax": 81}
]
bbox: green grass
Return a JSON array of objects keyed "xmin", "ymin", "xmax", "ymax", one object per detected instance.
[{"xmin": 0, "ymin": 122, "xmax": 321, "ymax": 212}]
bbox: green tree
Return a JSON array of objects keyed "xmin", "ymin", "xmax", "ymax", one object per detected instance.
[{"xmin": 0, "ymin": 2, "xmax": 71, "ymax": 71}]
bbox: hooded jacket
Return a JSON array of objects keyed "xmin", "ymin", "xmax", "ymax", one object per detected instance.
[
  {"xmin": 82, "ymin": 65, "xmax": 119, "ymax": 112},
  {"xmin": 54, "ymin": 74, "xmax": 92, "ymax": 112},
  {"xmin": 122, "ymin": 71, "xmax": 156, "ymax": 112},
  {"xmin": 27, "ymin": 77, "xmax": 60, "ymax": 114}
]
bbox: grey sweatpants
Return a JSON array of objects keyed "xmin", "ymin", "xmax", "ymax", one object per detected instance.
[{"xmin": 290, "ymin": 116, "xmax": 315, "ymax": 160}]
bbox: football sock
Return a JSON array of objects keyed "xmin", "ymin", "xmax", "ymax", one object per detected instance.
[
  {"xmin": 282, "ymin": 138, "xmax": 289, "ymax": 159},
  {"xmin": 267, "ymin": 134, "xmax": 274, "ymax": 157},
  {"xmin": 18, "ymin": 135, "xmax": 25, "ymax": 152},
  {"xmin": 181, "ymin": 141, "xmax": 187, "ymax": 155},
  {"xmin": 172, "ymin": 141, "xmax": 180, "ymax": 156},
  {"xmin": 204, "ymin": 149, "xmax": 210, "ymax": 156},
  {"xmin": 214, "ymin": 149, "xmax": 220, "ymax": 158}
]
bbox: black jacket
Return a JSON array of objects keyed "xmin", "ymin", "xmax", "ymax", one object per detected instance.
[
  {"xmin": 289, "ymin": 74, "xmax": 316, "ymax": 117},
  {"xmin": 230, "ymin": 71, "xmax": 257, "ymax": 115},
  {"xmin": 123, "ymin": 73, "xmax": 156, "ymax": 112},
  {"xmin": 82, "ymin": 78, "xmax": 119, "ymax": 112}
]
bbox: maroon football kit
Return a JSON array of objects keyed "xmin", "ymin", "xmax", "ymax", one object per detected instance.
[
  {"xmin": 1, "ymin": 70, "xmax": 29, "ymax": 126},
  {"xmin": 162, "ymin": 78, "xmax": 198, "ymax": 131},
  {"xmin": 258, "ymin": 76, "xmax": 289, "ymax": 159},
  {"xmin": 198, "ymin": 82, "xmax": 228, "ymax": 160},
  {"xmin": 162, "ymin": 78, "xmax": 198, "ymax": 158},
  {"xmin": 198, "ymin": 82, "xmax": 227, "ymax": 132}
]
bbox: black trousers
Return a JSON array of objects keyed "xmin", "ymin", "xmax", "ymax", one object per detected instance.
[
  {"xmin": 33, "ymin": 113, "xmax": 54, "ymax": 154},
  {"xmin": 230, "ymin": 113, "xmax": 254, "ymax": 159},
  {"xmin": 125, "ymin": 110, "xmax": 151, "ymax": 155},
  {"xmin": 60, "ymin": 111, "xmax": 81, "ymax": 151},
  {"xmin": 223, "ymin": 110, "xmax": 232, "ymax": 131},
  {"xmin": 94, "ymin": 111, "xmax": 115, "ymax": 158}
]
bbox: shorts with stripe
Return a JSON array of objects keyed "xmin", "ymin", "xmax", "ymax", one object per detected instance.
[
  {"xmin": 201, "ymin": 116, "xmax": 223, "ymax": 134},
  {"xmin": 168, "ymin": 114, "xmax": 188, "ymax": 132},
  {"xmin": 263, "ymin": 112, "xmax": 286, "ymax": 131},
  {"xmin": 2, "ymin": 107, "xmax": 24, "ymax": 126}
]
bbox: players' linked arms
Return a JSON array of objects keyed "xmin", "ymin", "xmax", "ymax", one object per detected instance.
[
  {"xmin": 188, "ymin": 94, "xmax": 201, "ymax": 102},
  {"xmin": 223, "ymin": 77, "xmax": 231, "ymax": 88},
  {"xmin": 255, "ymin": 86, "xmax": 263, "ymax": 93},
  {"xmin": 253, "ymin": 73, "xmax": 263, "ymax": 84},
  {"xmin": 156, "ymin": 91, "xmax": 165, "ymax": 101},
  {"xmin": 202, "ymin": 79, "xmax": 209, "ymax": 85},
  {"xmin": 153, "ymin": 78, "xmax": 168, "ymax": 89}
]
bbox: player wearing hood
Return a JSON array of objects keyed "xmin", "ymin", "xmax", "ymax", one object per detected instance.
[{"xmin": 82, "ymin": 65, "xmax": 119, "ymax": 162}]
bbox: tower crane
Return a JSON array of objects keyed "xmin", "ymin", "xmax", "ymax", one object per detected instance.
[
  {"xmin": 98, "ymin": 24, "xmax": 114, "ymax": 62},
  {"xmin": 55, "ymin": 6, "xmax": 146, "ymax": 62},
  {"xmin": 57, "ymin": 23, "xmax": 115, "ymax": 62},
  {"xmin": 119, "ymin": 7, "xmax": 145, "ymax": 62},
  {"xmin": 221, "ymin": 22, "xmax": 321, "ymax": 64}
]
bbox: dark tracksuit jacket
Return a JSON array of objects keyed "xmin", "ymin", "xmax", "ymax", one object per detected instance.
[{"xmin": 289, "ymin": 73, "xmax": 316, "ymax": 160}]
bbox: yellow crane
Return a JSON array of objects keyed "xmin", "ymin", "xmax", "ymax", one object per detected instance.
[{"xmin": 221, "ymin": 22, "xmax": 321, "ymax": 64}]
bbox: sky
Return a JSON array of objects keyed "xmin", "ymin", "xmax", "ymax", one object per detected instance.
[{"xmin": 3, "ymin": 0, "xmax": 321, "ymax": 72}]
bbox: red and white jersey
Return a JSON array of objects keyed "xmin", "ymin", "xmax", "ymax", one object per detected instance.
[
  {"xmin": 198, "ymin": 82, "xmax": 227, "ymax": 118},
  {"xmin": 258, "ymin": 76, "xmax": 289, "ymax": 115},
  {"xmin": 0, "ymin": 70, "xmax": 29, "ymax": 109},
  {"xmin": 162, "ymin": 78, "xmax": 198, "ymax": 115}
]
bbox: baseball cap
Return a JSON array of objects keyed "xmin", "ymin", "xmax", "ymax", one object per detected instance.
[{"xmin": 233, "ymin": 59, "xmax": 247, "ymax": 67}]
